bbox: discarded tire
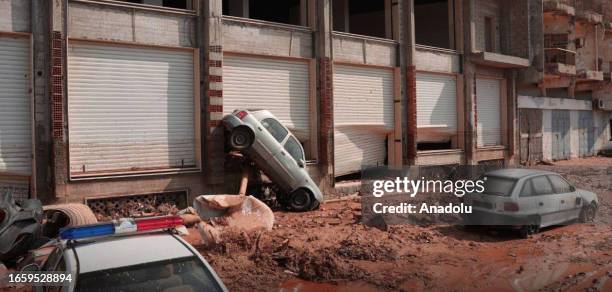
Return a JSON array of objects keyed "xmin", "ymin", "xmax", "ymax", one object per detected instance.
[{"xmin": 43, "ymin": 203, "xmax": 98, "ymax": 226}]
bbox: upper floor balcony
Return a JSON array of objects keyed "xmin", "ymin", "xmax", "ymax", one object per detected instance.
[{"xmin": 544, "ymin": 47, "xmax": 576, "ymax": 76}]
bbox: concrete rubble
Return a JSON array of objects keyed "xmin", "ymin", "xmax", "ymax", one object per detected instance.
[{"xmin": 193, "ymin": 195, "xmax": 274, "ymax": 247}]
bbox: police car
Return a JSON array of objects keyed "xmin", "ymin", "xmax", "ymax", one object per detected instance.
[{"xmin": 32, "ymin": 216, "xmax": 227, "ymax": 292}]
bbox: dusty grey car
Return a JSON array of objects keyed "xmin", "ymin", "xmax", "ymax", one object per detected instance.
[
  {"xmin": 463, "ymin": 169, "xmax": 598, "ymax": 237},
  {"xmin": 222, "ymin": 109, "xmax": 323, "ymax": 211}
]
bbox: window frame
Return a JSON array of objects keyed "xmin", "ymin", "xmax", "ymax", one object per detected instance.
[
  {"xmin": 222, "ymin": 0, "xmax": 311, "ymax": 28},
  {"xmin": 547, "ymin": 174, "xmax": 573, "ymax": 193},
  {"xmin": 530, "ymin": 175, "xmax": 556, "ymax": 196},
  {"xmin": 609, "ymin": 119, "xmax": 612, "ymax": 141},
  {"xmin": 519, "ymin": 178, "xmax": 536, "ymax": 197},
  {"xmin": 283, "ymin": 135, "xmax": 305, "ymax": 162},
  {"xmin": 261, "ymin": 118, "xmax": 289, "ymax": 143},
  {"xmin": 93, "ymin": 0, "xmax": 198, "ymax": 14}
]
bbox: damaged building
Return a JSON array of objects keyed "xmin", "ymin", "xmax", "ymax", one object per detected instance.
[
  {"xmin": 0, "ymin": 0, "xmax": 609, "ymax": 207},
  {"xmin": 518, "ymin": 0, "xmax": 612, "ymax": 163}
]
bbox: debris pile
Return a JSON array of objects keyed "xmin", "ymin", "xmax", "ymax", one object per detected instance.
[
  {"xmin": 94, "ymin": 201, "xmax": 180, "ymax": 221},
  {"xmin": 193, "ymin": 195, "xmax": 274, "ymax": 247}
]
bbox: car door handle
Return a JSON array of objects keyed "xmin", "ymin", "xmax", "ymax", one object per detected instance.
[
  {"xmin": 539, "ymin": 202, "xmax": 544, "ymax": 206},
  {"xmin": 560, "ymin": 200, "xmax": 565, "ymax": 204}
]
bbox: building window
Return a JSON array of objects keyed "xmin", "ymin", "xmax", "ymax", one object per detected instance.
[
  {"xmin": 414, "ymin": 0, "xmax": 454, "ymax": 49},
  {"xmin": 223, "ymin": 0, "xmax": 306, "ymax": 26},
  {"xmin": 484, "ymin": 16, "xmax": 495, "ymax": 52},
  {"xmin": 333, "ymin": 0, "xmax": 395, "ymax": 39},
  {"xmin": 118, "ymin": 0, "xmax": 192, "ymax": 10}
]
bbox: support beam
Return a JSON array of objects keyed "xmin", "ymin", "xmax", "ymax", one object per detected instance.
[
  {"xmin": 463, "ymin": 0, "xmax": 477, "ymax": 165},
  {"xmin": 401, "ymin": 0, "xmax": 416, "ymax": 165},
  {"xmin": 316, "ymin": 0, "xmax": 334, "ymax": 184},
  {"xmin": 203, "ymin": 0, "xmax": 225, "ymax": 185}
]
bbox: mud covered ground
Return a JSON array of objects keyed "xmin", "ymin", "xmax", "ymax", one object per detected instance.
[{"xmin": 196, "ymin": 157, "xmax": 612, "ymax": 291}]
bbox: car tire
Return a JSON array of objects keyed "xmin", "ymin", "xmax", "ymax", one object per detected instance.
[
  {"xmin": 519, "ymin": 224, "xmax": 539, "ymax": 238},
  {"xmin": 288, "ymin": 189, "xmax": 313, "ymax": 212},
  {"xmin": 229, "ymin": 126, "xmax": 254, "ymax": 150},
  {"xmin": 579, "ymin": 202, "xmax": 597, "ymax": 223}
]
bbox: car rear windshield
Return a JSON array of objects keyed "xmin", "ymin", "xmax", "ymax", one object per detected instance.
[
  {"xmin": 76, "ymin": 256, "xmax": 223, "ymax": 292},
  {"xmin": 481, "ymin": 176, "xmax": 517, "ymax": 197}
]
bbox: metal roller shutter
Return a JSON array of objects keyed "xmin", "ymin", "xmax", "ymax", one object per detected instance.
[
  {"xmin": 68, "ymin": 42, "xmax": 196, "ymax": 176},
  {"xmin": 578, "ymin": 111, "xmax": 594, "ymax": 157},
  {"xmin": 0, "ymin": 36, "xmax": 31, "ymax": 176},
  {"xmin": 476, "ymin": 78, "xmax": 502, "ymax": 147},
  {"xmin": 416, "ymin": 73, "xmax": 457, "ymax": 141},
  {"xmin": 333, "ymin": 64, "xmax": 394, "ymax": 176},
  {"xmin": 334, "ymin": 129, "xmax": 388, "ymax": 176},
  {"xmin": 223, "ymin": 54, "xmax": 310, "ymax": 141}
]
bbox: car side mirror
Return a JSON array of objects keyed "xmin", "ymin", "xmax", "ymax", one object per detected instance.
[
  {"xmin": 298, "ymin": 159, "xmax": 305, "ymax": 168},
  {"xmin": 569, "ymin": 185, "xmax": 576, "ymax": 192}
]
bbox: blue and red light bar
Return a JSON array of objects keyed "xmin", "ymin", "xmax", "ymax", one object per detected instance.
[{"xmin": 59, "ymin": 215, "xmax": 184, "ymax": 240}]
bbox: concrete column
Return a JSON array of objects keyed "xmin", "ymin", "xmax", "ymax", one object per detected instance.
[
  {"xmin": 401, "ymin": 0, "xmax": 417, "ymax": 165},
  {"xmin": 505, "ymin": 70, "xmax": 518, "ymax": 165},
  {"xmin": 316, "ymin": 0, "xmax": 334, "ymax": 185},
  {"xmin": 32, "ymin": 0, "xmax": 52, "ymax": 201},
  {"xmin": 203, "ymin": 0, "xmax": 225, "ymax": 185},
  {"xmin": 50, "ymin": 0, "xmax": 68, "ymax": 201},
  {"xmin": 463, "ymin": 0, "xmax": 477, "ymax": 165}
]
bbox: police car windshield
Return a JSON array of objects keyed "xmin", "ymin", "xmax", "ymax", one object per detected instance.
[{"xmin": 76, "ymin": 256, "xmax": 223, "ymax": 292}]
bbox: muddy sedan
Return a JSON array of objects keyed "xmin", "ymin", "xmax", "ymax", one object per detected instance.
[{"xmin": 463, "ymin": 169, "xmax": 598, "ymax": 237}]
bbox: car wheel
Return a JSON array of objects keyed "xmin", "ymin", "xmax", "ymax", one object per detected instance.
[
  {"xmin": 579, "ymin": 202, "xmax": 597, "ymax": 223},
  {"xmin": 519, "ymin": 224, "xmax": 539, "ymax": 238},
  {"xmin": 229, "ymin": 126, "xmax": 254, "ymax": 150},
  {"xmin": 289, "ymin": 189, "xmax": 313, "ymax": 212}
]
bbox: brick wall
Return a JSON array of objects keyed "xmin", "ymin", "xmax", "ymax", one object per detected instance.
[
  {"xmin": 406, "ymin": 65, "xmax": 417, "ymax": 164},
  {"xmin": 51, "ymin": 31, "xmax": 63, "ymax": 140},
  {"xmin": 319, "ymin": 57, "xmax": 333, "ymax": 169},
  {"xmin": 205, "ymin": 45, "xmax": 225, "ymax": 185}
]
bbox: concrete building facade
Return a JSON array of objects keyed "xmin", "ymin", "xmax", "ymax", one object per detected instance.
[
  {"xmin": 0, "ymin": 0, "xmax": 586, "ymax": 206},
  {"xmin": 517, "ymin": 0, "xmax": 612, "ymax": 164}
]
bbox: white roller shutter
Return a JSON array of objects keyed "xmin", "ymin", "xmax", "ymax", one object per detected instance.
[
  {"xmin": 333, "ymin": 64, "xmax": 394, "ymax": 176},
  {"xmin": 476, "ymin": 78, "xmax": 502, "ymax": 147},
  {"xmin": 334, "ymin": 129, "xmax": 387, "ymax": 176},
  {"xmin": 416, "ymin": 73, "xmax": 457, "ymax": 130},
  {"xmin": 0, "ymin": 36, "xmax": 31, "ymax": 176},
  {"xmin": 223, "ymin": 54, "xmax": 310, "ymax": 141},
  {"xmin": 68, "ymin": 42, "xmax": 196, "ymax": 176}
]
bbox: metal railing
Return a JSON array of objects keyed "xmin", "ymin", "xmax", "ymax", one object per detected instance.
[{"xmin": 544, "ymin": 47, "xmax": 576, "ymax": 65}]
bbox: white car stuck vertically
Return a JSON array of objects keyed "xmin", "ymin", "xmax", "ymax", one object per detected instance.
[{"xmin": 223, "ymin": 109, "xmax": 324, "ymax": 211}]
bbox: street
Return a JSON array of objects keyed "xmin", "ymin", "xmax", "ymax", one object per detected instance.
[{"xmin": 195, "ymin": 157, "xmax": 612, "ymax": 291}]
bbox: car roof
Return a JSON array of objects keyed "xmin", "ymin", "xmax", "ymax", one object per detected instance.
[
  {"xmin": 249, "ymin": 109, "xmax": 274, "ymax": 119},
  {"xmin": 485, "ymin": 168, "xmax": 556, "ymax": 179},
  {"xmin": 72, "ymin": 233, "xmax": 194, "ymax": 274}
]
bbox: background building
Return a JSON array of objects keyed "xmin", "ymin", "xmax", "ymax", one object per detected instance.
[
  {"xmin": 0, "ymin": 0, "xmax": 609, "ymax": 207},
  {"xmin": 518, "ymin": 0, "xmax": 612, "ymax": 163}
]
